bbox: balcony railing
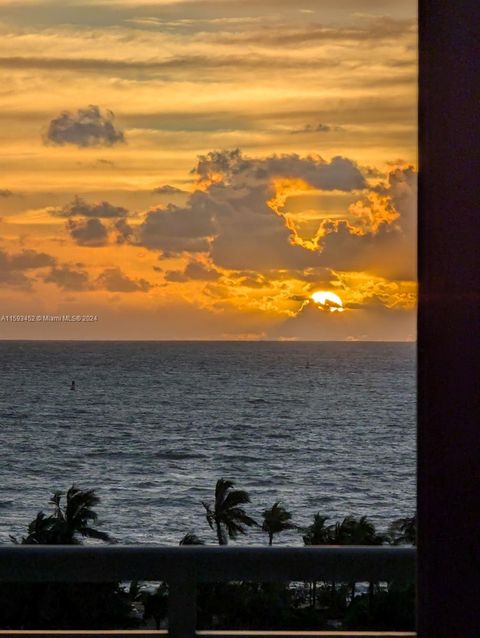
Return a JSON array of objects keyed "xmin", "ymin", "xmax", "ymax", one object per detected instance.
[{"xmin": 0, "ymin": 546, "xmax": 416, "ymax": 638}]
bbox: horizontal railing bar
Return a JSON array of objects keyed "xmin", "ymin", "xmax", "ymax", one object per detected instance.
[
  {"xmin": 0, "ymin": 634, "xmax": 165, "ymax": 638},
  {"xmin": 0, "ymin": 546, "xmax": 415, "ymax": 583},
  {"xmin": 0, "ymin": 632, "xmax": 417, "ymax": 637},
  {"xmin": 200, "ymin": 633, "xmax": 416, "ymax": 637},
  {"xmin": 0, "ymin": 634, "xmax": 167, "ymax": 637}
]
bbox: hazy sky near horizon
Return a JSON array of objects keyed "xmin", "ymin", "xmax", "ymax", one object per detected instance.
[{"xmin": 0, "ymin": 0, "xmax": 417, "ymax": 340}]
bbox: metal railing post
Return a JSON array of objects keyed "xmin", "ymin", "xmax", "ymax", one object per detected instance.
[{"xmin": 168, "ymin": 578, "xmax": 197, "ymax": 638}]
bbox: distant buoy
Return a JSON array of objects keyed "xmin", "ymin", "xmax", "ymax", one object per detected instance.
[{"xmin": 70, "ymin": 380, "xmax": 76, "ymax": 391}]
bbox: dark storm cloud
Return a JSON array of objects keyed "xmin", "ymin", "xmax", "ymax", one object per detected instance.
[
  {"xmin": 163, "ymin": 270, "xmax": 187, "ymax": 283},
  {"xmin": 50, "ymin": 198, "xmax": 136, "ymax": 247},
  {"xmin": 165, "ymin": 260, "xmax": 221, "ymax": 282},
  {"xmin": 0, "ymin": 248, "xmax": 57, "ymax": 288},
  {"xmin": 132, "ymin": 150, "xmax": 416, "ymax": 277},
  {"xmin": 0, "ymin": 267, "xmax": 30, "ymax": 288},
  {"xmin": 42, "ymin": 265, "xmax": 90, "ymax": 291},
  {"xmin": 8, "ymin": 250, "xmax": 56, "ymax": 270},
  {"xmin": 153, "ymin": 185, "xmax": 187, "ymax": 195},
  {"xmin": 66, "ymin": 217, "xmax": 109, "ymax": 246},
  {"xmin": 194, "ymin": 149, "xmax": 366, "ymax": 191},
  {"xmin": 114, "ymin": 218, "xmax": 134, "ymax": 244},
  {"xmin": 136, "ymin": 200, "xmax": 216, "ymax": 254},
  {"xmin": 304, "ymin": 165, "xmax": 417, "ymax": 278},
  {"xmin": 96, "ymin": 267, "xmax": 152, "ymax": 292},
  {"xmin": 134, "ymin": 149, "xmax": 366, "ymax": 266},
  {"xmin": 45, "ymin": 105, "xmax": 125, "ymax": 148},
  {"xmin": 52, "ymin": 196, "xmax": 128, "ymax": 219}
]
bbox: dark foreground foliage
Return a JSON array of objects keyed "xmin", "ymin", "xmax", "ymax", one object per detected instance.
[
  {"xmin": 140, "ymin": 580, "xmax": 415, "ymax": 632},
  {"xmin": 0, "ymin": 582, "xmax": 135, "ymax": 630},
  {"xmin": 343, "ymin": 584, "xmax": 416, "ymax": 631},
  {"xmin": 0, "ymin": 482, "xmax": 416, "ymax": 631}
]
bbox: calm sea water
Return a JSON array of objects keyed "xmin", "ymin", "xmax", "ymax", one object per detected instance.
[{"xmin": 0, "ymin": 341, "xmax": 415, "ymax": 545}]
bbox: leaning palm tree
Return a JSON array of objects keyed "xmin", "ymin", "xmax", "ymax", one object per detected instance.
[
  {"xmin": 12, "ymin": 485, "xmax": 112, "ymax": 545},
  {"xmin": 262, "ymin": 502, "xmax": 294, "ymax": 546},
  {"xmin": 49, "ymin": 486, "xmax": 112, "ymax": 544},
  {"xmin": 387, "ymin": 515, "xmax": 416, "ymax": 546},
  {"xmin": 202, "ymin": 479, "xmax": 257, "ymax": 545}
]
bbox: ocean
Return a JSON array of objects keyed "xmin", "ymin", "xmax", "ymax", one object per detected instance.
[{"xmin": 0, "ymin": 341, "xmax": 415, "ymax": 545}]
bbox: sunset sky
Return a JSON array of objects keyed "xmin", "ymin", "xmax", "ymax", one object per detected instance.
[{"xmin": 0, "ymin": 0, "xmax": 417, "ymax": 340}]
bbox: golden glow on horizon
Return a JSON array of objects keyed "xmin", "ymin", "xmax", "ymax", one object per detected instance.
[{"xmin": 311, "ymin": 291, "xmax": 344, "ymax": 312}]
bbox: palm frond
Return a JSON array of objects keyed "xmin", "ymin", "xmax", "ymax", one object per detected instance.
[
  {"xmin": 206, "ymin": 479, "xmax": 255, "ymax": 544},
  {"xmin": 180, "ymin": 533, "xmax": 205, "ymax": 546},
  {"xmin": 225, "ymin": 508, "xmax": 257, "ymax": 526},
  {"xmin": 214, "ymin": 479, "xmax": 235, "ymax": 508},
  {"xmin": 83, "ymin": 527, "xmax": 113, "ymax": 542},
  {"xmin": 303, "ymin": 514, "xmax": 331, "ymax": 545},
  {"xmin": 222, "ymin": 490, "xmax": 251, "ymax": 511},
  {"xmin": 202, "ymin": 502, "xmax": 215, "ymax": 530}
]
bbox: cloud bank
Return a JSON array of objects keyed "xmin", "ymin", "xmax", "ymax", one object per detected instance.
[
  {"xmin": 133, "ymin": 149, "xmax": 414, "ymax": 279},
  {"xmin": 45, "ymin": 105, "xmax": 125, "ymax": 148}
]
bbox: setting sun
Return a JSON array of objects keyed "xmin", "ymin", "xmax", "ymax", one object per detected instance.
[{"xmin": 311, "ymin": 291, "xmax": 344, "ymax": 312}]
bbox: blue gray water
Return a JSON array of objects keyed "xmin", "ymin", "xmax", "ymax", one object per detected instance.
[{"xmin": 0, "ymin": 341, "xmax": 415, "ymax": 545}]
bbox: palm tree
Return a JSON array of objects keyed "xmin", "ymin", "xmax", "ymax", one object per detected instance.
[
  {"xmin": 387, "ymin": 515, "xmax": 416, "ymax": 545},
  {"xmin": 179, "ymin": 533, "xmax": 205, "ymax": 546},
  {"xmin": 202, "ymin": 479, "xmax": 257, "ymax": 545},
  {"xmin": 14, "ymin": 486, "xmax": 112, "ymax": 545},
  {"xmin": 302, "ymin": 514, "xmax": 332, "ymax": 608},
  {"xmin": 262, "ymin": 502, "xmax": 294, "ymax": 545},
  {"xmin": 331, "ymin": 516, "xmax": 383, "ymax": 604},
  {"xmin": 302, "ymin": 514, "xmax": 331, "ymax": 546},
  {"xmin": 48, "ymin": 486, "xmax": 112, "ymax": 544},
  {"xmin": 331, "ymin": 515, "xmax": 384, "ymax": 546},
  {"xmin": 11, "ymin": 512, "xmax": 55, "ymax": 545}
]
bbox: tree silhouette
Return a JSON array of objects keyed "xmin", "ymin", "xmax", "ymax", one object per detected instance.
[
  {"xmin": 387, "ymin": 515, "xmax": 416, "ymax": 546},
  {"xmin": 6, "ymin": 486, "xmax": 133, "ymax": 630},
  {"xmin": 330, "ymin": 516, "xmax": 384, "ymax": 546},
  {"xmin": 180, "ymin": 532, "xmax": 205, "ymax": 546},
  {"xmin": 202, "ymin": 479, "xmax": 256, "ymax": 545},
  {"xmin": 12, "ymin": 512, "xmax": 54, "ymax": 545},
  {"xmin": 302, "ymin": 514, "xmax": 332, "ymax": 608},
  {"xmin": 330, "ymin": 516, "xmax": 384, "ymax": 605},
  {"xmin": 262, "ymin": 502, "xmax": 294, "ymax": 546},
  {"xmin": 13, "ymin": 485, "xmax": 112, "ymax": 545},
  {"xmin": 302, "ymin": 514, "xmax": 331, "ymax": 546}
]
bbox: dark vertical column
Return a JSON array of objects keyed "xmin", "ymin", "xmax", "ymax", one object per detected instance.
[
  {"xmin": 168, "ymin": 579, "xmax": 197, "ymax": 638},
  {"xmin": 418, "ymin": 1, "xmax": 480, "ymax": 637}
]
